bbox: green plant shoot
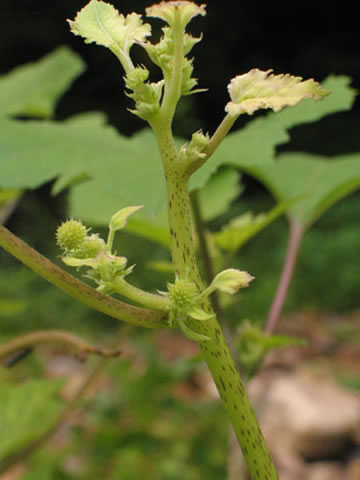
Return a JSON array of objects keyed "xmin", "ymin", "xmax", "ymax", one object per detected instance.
[
  {"xmin": 63, "ymin": 1, "xmax": 328, "ymax": 478},
  {"xmin": 0, "ymin": 1, "xmax": 331, "ymax": 479}
]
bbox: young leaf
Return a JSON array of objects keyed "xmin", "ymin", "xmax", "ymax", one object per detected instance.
[
  {"xmin": 68, "ymin": 0, "xmax": 151, "ymax": 71},
  {"xmin": 225, "ymin": 68, "xmax": 329, "ymax": 117},
  {"xmin": 109, "ymin": 206, "xmax": 144, "ymax": 232},
  {"xmin": 146, "ymin": 2, "xmax": 206, "ymax": 29},
  {"xmin": 0, "ymin": 47, "xmax": 84, "ymax": 118},
  {"xmin": 204, "ymin": 268, "xmax": 255, "ymax": 296}
]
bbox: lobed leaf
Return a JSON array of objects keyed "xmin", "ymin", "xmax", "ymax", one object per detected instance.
[
  {"xmin": 226, "ymin": 68, "xmax": 329, "ymax": 117},
  {"xmin": 69, "ymin": 0, "xmax": 151, "ymax": 50}
]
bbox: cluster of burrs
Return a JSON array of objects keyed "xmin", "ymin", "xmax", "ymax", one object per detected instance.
[{"xmin": 56, "ymin": 206, "xmax": 142, "ymax": 294}]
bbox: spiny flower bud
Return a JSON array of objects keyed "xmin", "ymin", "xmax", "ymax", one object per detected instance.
[
  {"xmin": 168, "ymin": 278, "xmax": 198, "ymax": 309},
  {"xmin": 76, "ymin": 234, "xmax": 106, "ymax": 258},
  {"xmin": 56, "ymin": 219, "xmax": 88, "ymax": 252}
]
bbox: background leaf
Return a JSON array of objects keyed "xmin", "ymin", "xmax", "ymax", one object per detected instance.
[
  {"xmin": 273, "ymin": 76, "xmax": 357, "ymax": 129},
  {"xmin": 0, "ymin": 378, "xmax": 64, "ymax": 460},
  {"xmin": 245, "ymin": 153, "xmax": 360, "ymax": 227},
  {"xmin": 213, "ymin": 199, "xmax": 294, "ymax": 253},
  {"xmin": 0, "ymin": 47, "xmax": 85, "ymax": 118},
  {"xmin": 197, "ymin": 168, "xmax": 243, "ymax": 221},
  {"xmin": 0, "ymin": 119, "xmax": 165, "ymax": 217}
]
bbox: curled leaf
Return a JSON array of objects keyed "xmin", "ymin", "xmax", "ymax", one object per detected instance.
[
  {"xmin": 146, "ymin": 1, "xmax": 206, "ymax": 29},
  {"xmin": 109, "ymin": 205, "xmax": 144, "ymax": 232},
  {"xmin": 226, "ymin": 68, "xmax": 330, "ymax": 117},
  {"xmin": 205, "ymin": 269, "xmax": 255, "ymax": 296}
]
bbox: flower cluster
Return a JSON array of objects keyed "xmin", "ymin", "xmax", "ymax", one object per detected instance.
[
  {"xmin": 56, "ymin": 206, "xmax": 142, "ymax": 294},
  {"xmin": 161, "ymin": 269, "xmax": 254, "ymax": 341}
]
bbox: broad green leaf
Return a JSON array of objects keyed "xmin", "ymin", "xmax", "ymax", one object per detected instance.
[
  {"xmin": 0, "ymin": 47, "xmax": 84, "ymax": 118},
  {"xmin": 213, "ymin": 200, "xmax": 294, "ymax": 253},
  {"xmin": 0, "ymin": 379, "xmax": 63, "ymax": 460},
  {"xmin": 226, "ymin": 69, "xmax": 329, "ymax": 117},
  {"xmin": 246, "ymin": 153, "xmax": 360, "ymax": 227},
  {"xmin": 0, "ymin": 119, "xmax": 166, "ymax": 217},
  {"xmin": 197, "ymin": 168, "xmax": 242, "ymax": 221},
  {"xmin": 190, "ymin": 115, "xmax": 288, "ymax": 190},
  {"xmin": 273, "ymin": 75, "xmax": 357, "ymax": 129}
]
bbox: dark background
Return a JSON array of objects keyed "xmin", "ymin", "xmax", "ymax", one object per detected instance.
[{"xmin": 1, "ymin": 0, "xmax": 359, "ymax": 153}]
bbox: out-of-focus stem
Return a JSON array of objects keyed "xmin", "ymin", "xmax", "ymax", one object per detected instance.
[
  {"xmin": 0, "ymin": 330, "xmax": 122, "ymax": 360},
  {"xmin": 265, "ymin": 219, "xmax": 304, "ymax": 334}
]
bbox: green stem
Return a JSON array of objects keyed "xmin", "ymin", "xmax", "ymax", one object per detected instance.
[
  {"xmin": 111, "ymin": 277, "xmax": 170, "ymax": 311},
  {"xmin": 0, "ymin": 225, "xmax": 167, "ymax": 329},
  {"xmin": 154, "ymin": 126, "xmax": 278, "ymax": 480},
  {"xmin": 159, "ymin": 12, "xmax": 184, "ymax": 124}
]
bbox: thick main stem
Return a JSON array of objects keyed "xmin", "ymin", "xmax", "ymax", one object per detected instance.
[
  {"xmin": 265, "ymin": 219, "xmax": 304, "ymax": 334},
  {"xmin": 155, "ymin": 126, "xmax": 278, "ymax": 480}
]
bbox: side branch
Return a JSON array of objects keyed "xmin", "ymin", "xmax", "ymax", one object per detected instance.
[
  {"xmin": 0, "ymin": 330, "xmax": 122, "ymax": 361},
  {"xmin": 187, "ymin": 113, "xmax": 237, "ymax": 175},
  {"xmin": 0, "ymin": 225, "xmax": 168, "ymax": 329}
]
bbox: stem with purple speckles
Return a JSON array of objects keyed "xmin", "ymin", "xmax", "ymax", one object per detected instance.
[{"xmin": 152, "ymin": 123, "xmax": 278, "ymax": 480}]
